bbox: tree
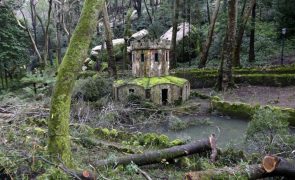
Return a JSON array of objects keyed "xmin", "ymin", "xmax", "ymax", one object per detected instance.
[
  {"xmin": 170, "ymin": 0, "xmax": 180, "ymax": 69},
  {"xmin": 245, "ymin": 107, "xmax": 293, "ymax": 155},
  {"xmin": 275, "ymin": 0, "xmax": 295, "ymax": 35},
  {"xmin": 248, "ymin": 2, "xmax": 256, "ymax": 62},
  {"xmin": 223, "ymin": 0, "xmax": 236, "ymax": 89},
  {"xmin": 102, "ymin": 2, "xmax": 117, "ymax": 78},
  {"xmin": 233, "ymin": 0, "xmax": 256, "ymax": 67},
  {"xmin": 198, "ymin": 0, "xmax": 221, "ymax": 68},
  {"xmin": 48, "ymin": 0, "xmax": 105, "ymax": 166},
  {"xmin": 123, "ymin": 9, "xmax": 133, "ymax": 72},
  {"xmin": 132, "ymin": 0, "xmax": 142, "ymax": 17},
  {"xmin": 43, "ymin": 0, "xmax": 53, "ymax": 66},
  {"xmin": 0, "ymin": 5, "xmax": 29, "ymax": 89}
]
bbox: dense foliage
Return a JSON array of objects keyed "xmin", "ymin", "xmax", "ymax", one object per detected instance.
[{"xmin": 0, "ymin": 6, "xmax": 29, "ymax": 89}]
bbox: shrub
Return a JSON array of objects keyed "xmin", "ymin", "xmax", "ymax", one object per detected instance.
[
  {"xmin": 72, "ymin": 76, "xmax": 112, "ymax": 101},
  {"xmin": 168, "ymin": 115, "xmax": 188, "ymax": 131},
  {"xmin": 245, "ymin": 107, "xmax": 295, "ymax": 156},
  {"xmin": 127, "ymin": 94, "xmax": 142, "ymax": 104}
]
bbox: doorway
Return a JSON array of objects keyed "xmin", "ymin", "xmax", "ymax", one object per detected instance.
[{"xmin": 162, "ymin": 89, "xmax": 168, "ymax": 105}]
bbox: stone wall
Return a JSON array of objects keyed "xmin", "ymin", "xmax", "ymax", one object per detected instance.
[
  {"xmin": 150, "ymin": 84, "xmax": 180, "ymax": 105},
  {"xmin": 114, "ymin": 82, "xmax": 190, "ymax": 105},
  {"xmin": 132, "ymin": 49, "xmax": 170, "ymax": 77},
  {"xmin": 150, "ymin": 82, "xmax": 190, "ymax": 105},
  {"xmin": 114, "ymin": 84, "xmax": 145, "ymax": 102},
  {"xmin": 182, "ymin": 82, "xmax": 191, "ymax": 101}
]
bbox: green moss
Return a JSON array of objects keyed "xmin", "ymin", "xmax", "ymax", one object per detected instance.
[
  {"xmin": 211, "ymin": 98, "xmax": 295, "ymax": 126},
  {"xmin": 174, "ymin": 68, "xmax": 295, "ymax": 88},
  {"xmin": 175, "ymin": 66, "xmax": 295, "ymax": 76},
  {"xmin": 114, "ymin": 76, "xmax": 188, "ymax": 89},
  {"xmin": 211, "ymin": 99, "xmax": 258, "ymax": 119},
  {"xmin": 93, "ymin": 126, "xmax": 185, "ymax": 148},
  {"xmin": 190, "ymin": 91, "xmax": 211, "ymax": 99},
  {"xmin": 77, "ymin": 71, "xmax": 97, "ymax": 79},
  {"xmin": 169, "ymin": 139, "xmax": 185, "ymax": 146},
  {"xmin": 48, "ymin": 0, "xmax": 105, "ymax": 167}
]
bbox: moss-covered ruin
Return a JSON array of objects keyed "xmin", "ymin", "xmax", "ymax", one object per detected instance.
[{"xmin": 113, "ymin": 39, "xmax": 191, "ymax": 105}]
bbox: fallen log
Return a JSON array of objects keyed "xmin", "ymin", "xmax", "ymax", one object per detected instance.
[
  {"xmin": 185, "ymin": 164, "xmax": 265, "ymax": 180},
  {"xmin": 95, "ymin": 135, "xmax": 216, "ymax": 168},
  {"xmin": 185, "ymin": 155, "xmax": 295, "ymax": 180},
  {"xmin": 262, "ymin": 155, "xmax": 295, "ymax": 177}
]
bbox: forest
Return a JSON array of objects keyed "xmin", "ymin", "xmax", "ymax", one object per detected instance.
[{"xmin": 0, "ymin": 0, "xmax": 295, "ymax": 179}]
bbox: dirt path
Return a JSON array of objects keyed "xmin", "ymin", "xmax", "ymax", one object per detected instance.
[{"xmin": 196, "ymin": 85, "xmax": 295, "ymax": 109}]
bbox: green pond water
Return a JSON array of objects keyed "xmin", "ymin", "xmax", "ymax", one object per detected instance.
[
  {"xmin": 163, "ymin": 116, "xmax": 249, "ymax": 148},
  {"xmin": 146, "ymin": 114, "xmax": 295, "ymax": 150}
]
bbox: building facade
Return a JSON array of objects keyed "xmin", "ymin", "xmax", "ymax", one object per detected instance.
[{"xmin": 113, "ymin": 39, "xmax": 190, "ymax": 105}]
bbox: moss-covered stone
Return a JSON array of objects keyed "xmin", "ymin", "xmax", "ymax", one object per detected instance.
[
  {"xmin": 211, "ymin": 98, "xmax": 295, "ymax": 126},
  {"xmin": 174, "ymin": 68, "xmax": 295, "ymax": 88},
  {"xmin": 211, "ymin": 99, "xmax": 258, "ymax": 119}
]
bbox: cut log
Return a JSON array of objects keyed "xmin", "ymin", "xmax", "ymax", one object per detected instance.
[
  {"xmin": 262, "ymin": 155, "xmax": 295, "ymax": 177},
  {"xmin": 185, "ymin": 155, "xmax": 295, "ymax": 179},
  {"xmin": 95, "ymin": 136, "xmax": 216, "ymax": 168},
  {"xmin": 185, "ymin": 164, "xmax": 265, "ymax": 180}
]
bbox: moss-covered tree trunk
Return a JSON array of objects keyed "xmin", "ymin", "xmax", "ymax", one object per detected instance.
[
  {"xmin": 48, "ymin": 0, "xmax": 104, "ymax": 167},
  {"xmin": 223, "ymin": 0, "xmax": 237, "ymax": 89}
]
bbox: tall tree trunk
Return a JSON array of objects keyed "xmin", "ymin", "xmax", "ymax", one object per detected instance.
[
  {"xmin": 195, "ymin": 0, "xmax": 203, "ymax": 55},
  {"xmin": 4, "ymin": 67, "xmax": 8, "ymax": 89},
  {"xmin": 182, "ymin": 0, "xmax": 186, "ymax": 63},
  {"xmin": 49, "ymin": 38, "xmax": 54, "ymax": 66},
  {"xmin": 223, "ymin": 0, "xmax": 236, "ymax": 89},
  {"xmin": 206, "ymin": 0, "xmax": 211, "ymax": 24},
  {"xmin": 48, "ymin": 0, "xmax": 104, "ymax": 167},
  {"xmin": 102, "ymin": 2, "xmax": 117, "ymax": 78},
  {"xmin": 30, "ymin": 0, "xmax": 38, "ymax": 48},
  {"xmin": 0, "ymin": 63, "xmax": 4, "ymax": 89},
  {"xmin": 198, "ymin": 0, "xmax": 221, "ymax": 68},
  {"xmin": 188, "ymin": 0, "xmax": 191, "ymax": 66},
  {"xmin": 248, "ymin": 2, "xmax": 256, "ymax": 62},
  {"xmin": 143, "ymin": 0, "xmax": 152, "ymax": 23},
  {"xmin": 56, "ymin": 3, "xmax": 63, "ymax": 65},
  {"xmin": 20, "ymin": 10, "xmax": 42, "ymax": 64},
  {"xmin": 216, "ymin": 31, "xmax": 228, "ymax": 91},
  {"xmin": 123, "ymin": 9, "xmax": 132, "ymax": 72},
  {"xmin": 170, "ymin": 0, "xmax": 180, "ymax": 69},
  {"xmin": 132, "ymin": 0, "xmax": 142, "ymax": 17},
  {"xmin": 233, "ymin": 0, "xmax": 256, "ymax": 67},
  {"xmin": 43, "ymin": 0, "xmax": 53, "ymax": 67}
]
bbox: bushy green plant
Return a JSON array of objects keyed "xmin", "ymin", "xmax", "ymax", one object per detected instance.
[
  {"xmin": 245, "ymin": 107, "xmax": 294, "ymax": 155},
  {"xmin": 127, "ymin": 94, "xmax": 142, "ymax": 104},
  {"xmin": 168, "ymin": 115, "xmax": 188, "ymax": 131},
  {"xmin": 72, "ymin": 76, "xmax": 112, "ymax": 101}
]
